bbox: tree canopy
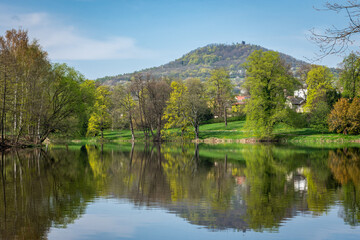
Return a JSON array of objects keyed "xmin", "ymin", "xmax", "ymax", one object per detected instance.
[
  {"xmin": 243, "ymin": 50, "xmax": 296, "ymax": 139},
  {"xmin": 340, "ymin": 52, "xmax": 360, "ymax": 99}
]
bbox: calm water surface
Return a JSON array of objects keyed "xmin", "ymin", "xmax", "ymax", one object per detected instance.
[{"xmin": 1, "ymin": 143, "xmax": 360, "ymax": 239}]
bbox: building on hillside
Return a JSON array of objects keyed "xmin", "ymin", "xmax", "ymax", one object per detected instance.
[
  {"xmin": 294, "ymin": 89, "xmax": 307, "ymax": 100},
  {"xmin": 234, "ymin": 95, "xmax": 250, "ymax": 105},
  {"xmin": 286, "ymin": 96, "xmax": 306, "ymax": 113}
]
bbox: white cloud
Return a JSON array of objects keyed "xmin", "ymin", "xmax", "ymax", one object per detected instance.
[{"xmin": 0, "ymin": 8, "xmax": 155, "ymax": 60}]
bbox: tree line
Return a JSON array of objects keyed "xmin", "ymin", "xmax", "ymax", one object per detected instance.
[
  {"xmin": 0, "ymin": 29, "xmax": 95, "ymax": 146},
  {"xmin": 1, "ymin": 28, "xmax": 360, "ymax": 145},
  {"xmin": 97, "ymin": 49, "xmax": 360, "ymax": 141},
  {"xmin": 0, "ymin": 29, "xmax": 235, "ymax": 145},
  {"xmin": 104, "ymin": 69, "xmax": 233, "ymax": 142},
  {"xmin": 244, "ymin": 50, "xmax": 360, "ymax": 139}
]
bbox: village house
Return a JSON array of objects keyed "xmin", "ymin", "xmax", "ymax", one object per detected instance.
[
  {"xmin": 286, "ymin": 96, "xmax": 306, "ymax": 113},
  {"xmin": 234, "ymin": 95, "xmax": 250, "ymax": 105}
]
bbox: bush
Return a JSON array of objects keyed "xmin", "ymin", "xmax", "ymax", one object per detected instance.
[
  {"xmin": 328, "ymin": 98, "xmax": 360, "ymax": 134},
  {"xmin": 309, "ymin": 101, "xmax": 331, "ymax": 132},
  {"xmin": 347, "ymin": 98, "xmax": 360, "ymax": 134},
  {"xmin": 283, "ymin": 108, "xmax": 308, "ymax": 128}
]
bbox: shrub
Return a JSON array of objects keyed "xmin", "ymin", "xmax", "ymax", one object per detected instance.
[
  {"xmin": 347, "ymin": 98, "xmax": 360, "ymax": 134},
  {"xmin": 328, "ymin": 98, "xmax": 360, "ymax": 134},
  {"xmin": 309, "ymin": 101, "xmax": 331, "ymax": 132}
]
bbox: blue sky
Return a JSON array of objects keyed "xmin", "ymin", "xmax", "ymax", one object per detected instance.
[{"xmin": 0, "ymin": 0, "xmax": 355, "ymax": 79}]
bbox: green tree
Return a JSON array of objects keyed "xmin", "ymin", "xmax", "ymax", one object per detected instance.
[
  {"xmin": 185, "ymin": 78, "xmax": 209, "ymax": 139},
  {"xmin": 78, "ymin": 80, "xmax": 96, "ymax": 137},
  {"xmin": 163, "ymin": 79, "xmax": 209, "ymax": 140},
  {"xmin": 340, "ymin": 52, "xmax": 360, "ymax": 99},
  {"xmin": 206, "ymin": 68, "xmax": 233, "ymax": 126},
  {"xmin": 163, "ymin": 81, "xmax": 190, "ymax": 138},
  {"xmin": 304, "ymin": 65, "xmax": 334, "ymax": 112},
  {"xmin": 309, "ymin": 101, "xmax": 331, "ymax": 132},
  {"xmin": 243, "ymin": 50, "xmax": 296, "ymax": 139},
  {"xmin": 0, "ymin": 29, "xmax": 92, "ymax": 145},
  {"xmin": 87, "ymin": 86, "xmax": 112, "ymax": 139},
  {"xmin": 38, "ymin": 63, "xmax": 86, "ymax": 143}
]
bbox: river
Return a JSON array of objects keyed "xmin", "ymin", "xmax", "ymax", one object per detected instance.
[{"xmin": 1, "ymin": 143, "xmax": 360, "ymax": 239}]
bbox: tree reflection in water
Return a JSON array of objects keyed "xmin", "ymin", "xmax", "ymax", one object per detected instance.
[
  {"xmin": 1, "ymin": 144, "xmax": 360, "ymax": 239},
  {"xmin": 328, "ymin": 148, "xmax": 360, "ymax": 226}
]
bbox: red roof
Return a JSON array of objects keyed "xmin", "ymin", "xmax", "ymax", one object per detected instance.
[{"xmin": 235, "ymin": 96, "xmax": 250, "ymax": 101}]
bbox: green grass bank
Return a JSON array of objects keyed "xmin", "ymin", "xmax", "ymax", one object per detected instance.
[{"xmin": 57, "ymin": 120, "xmax": 360, "ymax": 145}]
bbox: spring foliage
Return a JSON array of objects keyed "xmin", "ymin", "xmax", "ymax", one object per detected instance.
[
  {"xmin": 328, "ymin": 98, "xmax": 360, "ymax": 135},
  {"xmin": 87, "ymin": 86, "xmax": 112, "ymax": 138},
  {"xmin": 243, "ymin": 50, "xmax": 296, "ymax": 139},
  {"xmin": 304, "ymin": 66, "xmax": 334, "ymax": 112}
]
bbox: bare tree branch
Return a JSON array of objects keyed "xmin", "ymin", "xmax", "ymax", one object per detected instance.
[{"xmin": 311, "ymin": 1, "xmax": 360, "ymax": 60}]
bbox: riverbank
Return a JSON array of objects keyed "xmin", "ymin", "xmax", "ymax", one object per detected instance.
[{"xmin": 52, "ymin": 120, "xmax": 360, "ymax": 146}]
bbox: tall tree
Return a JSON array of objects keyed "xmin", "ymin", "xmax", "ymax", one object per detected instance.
[
  {"xmin": 185, "ymin": 78, "xmax": 209, "ymax": 139},
  {"xmin": 163, "ymin": 80, "xmax": 190, "ymax": 138},
  {"xmin": 243, "ymin": 50, "xmax": 296, "ymax": 139},
  {"xmin": 304, "ymin": 65, "xmax": 334, "ymax": 112},
  {"xmin": 163, "ymin": 78, "xmax": 210, "ymax": 140},
  {"xmin": 206, "ymin": 68, "xmax": 233, "ymax": 126},
  {"xmin": 144, "ymin": 77, "xmax": 171, "ymax": 142},
  {"xmin": 0, "ymin": 29, "xmax": 95, "ymax": 146},
  {"xmin": 340, "ymin": 52, "xmax": 360, "ymax": 99},
  {"xmin": 87, "ymin": 86, "xmax": 112, "ymax": 139},
  {"xmin": 37, "ymin": 63, "xmax": 86, "ymax": 143},
  {"xmin": 0, "ymin": 39, "xmax": 13, "ymax": 144},
  {"xmin": 0, "ymin": 29, "xmax": 51, "ymax": 144},
  {"xmin": 112, "ymin": 83, "xmax": 136, "ymax": 141},
  {"xmin": 78, "ymin": 80, "xmax": 96, "ymax": 137},
  {"xmin": 130, "ymin": 74, "xmax": 150, "ymax": 138}
]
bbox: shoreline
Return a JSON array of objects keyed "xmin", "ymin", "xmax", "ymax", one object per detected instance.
[{"xmin": 60, "ymin": 135, "xmax": 360, "ymax": 146}]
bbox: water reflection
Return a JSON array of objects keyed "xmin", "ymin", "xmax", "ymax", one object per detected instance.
[{"xmin": 1, "ymin": 144, "xmax": 360, "ymax": 239}]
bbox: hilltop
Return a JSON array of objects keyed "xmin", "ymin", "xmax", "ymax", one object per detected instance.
[{"xmin": 96, "ymin": 43, "xmax": 308, "ymax": 87}]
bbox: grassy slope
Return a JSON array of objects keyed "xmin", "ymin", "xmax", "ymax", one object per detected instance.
[
  {"xmin": 64, "ymin": 120, "xmax": 360, "ymax": 144},
  {"xmin": 200, "ymin": 121, "xmax": 360, "ymax": 143}
]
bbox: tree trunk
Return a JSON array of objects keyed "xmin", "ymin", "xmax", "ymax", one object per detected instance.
[
  {"xmin": 13, "ymin": 86, "xmax": 17, "ymax": 138},
  {"xmin": 155, "ymin": 116, "xmax": 162, "ymax": 142},
  {"xmin": 1, "ymin": 151, "xmax": 7, "ymax": 219},
  {"xmin": 15, "ymin": 125, "xmax": 23, "ymax": 145},
  {"xmin": 129, "ymin": 112, "xmax": 135, "ymax": 142},
  {"xmin": 195, "ymin": 124, "xmax": 199, "ymax": 140},
  {"xmin": 224, "ymin": 105, "xmax": 227, "ymax": 127},
  {"xmin": 39, "ymin": 129, "xmax": 52, "ymax": 143},
  {"xmin": 354, "ymin": 78, "xmax": 356, "ymax": 99},
  {"xmin": 1, "ymin": 70, "xmax": 7, "ymax": 144}
]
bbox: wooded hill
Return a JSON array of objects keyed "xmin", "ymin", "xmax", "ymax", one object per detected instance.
[{"xmin": 96, "ymin": 43, "xmax": 309, "ymax": 86}]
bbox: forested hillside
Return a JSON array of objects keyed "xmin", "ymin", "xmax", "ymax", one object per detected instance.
[{"xmin": 97, "ymin": 43, "xmax": 309, "ymax": 86}]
